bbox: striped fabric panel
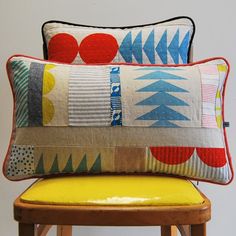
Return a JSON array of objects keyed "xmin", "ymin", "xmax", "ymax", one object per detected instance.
[
  {"xmin": 202, "ymin": 114, "xmax": 218, "ymax": 128},
  {"xmin": 145, "ymin": 148, "xmax": 231, "ymax": 184},
  {"xmin": 202, "ymin": 84, "xmax": 218, "ymax": 103},
  {"xmin": 11, "ymin": 60, "xmax": 30, "ymax": 127},
  {"xmin": 28, "ymin": 63, "xmax": 44, "ymax": 126},
  {"xmin": 199, "ymin": 65, "xmax": 219, "ymax": 128},
  {"xmin": 68, "ymin": 67, "xmax": 111, "ymax": 126}
]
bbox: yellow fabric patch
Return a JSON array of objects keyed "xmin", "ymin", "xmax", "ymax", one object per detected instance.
[
  {"xmin": 20, "ymin": 176, "xmax": 204, "ymax": 206},
  {"xmin": 216, "ymin": 90, "xmax": 221, "ymax": 98},
  {"xmin": 215, "ymin": 90, "xmax": 222, "ymax": 128},
  {"xmin": 217, "ymin": 64, "xmax": 227, "ymax": 72},
  {"xmin": 43, "ymin": 64, "xmax": 56, "ymax": 94},
  {"xmin": 43, "ymin": 65, "xmax": 69, "ymax": 126},
  {"xmin": 216, "ymin": 115, "xmax": 222, "ymax": 128},
  {"xmin": 43, "ymin": 64, "xmax": 56, "ymax": 125},
  {"xmin": 42, "ymin": 97, "xmax": 55, "ymax": 125}
]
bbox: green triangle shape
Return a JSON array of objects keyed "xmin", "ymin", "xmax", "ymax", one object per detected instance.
[
  {"xmin": 89, "ymin": 154, "xmax": 101, "ymax": 174},
  {"xmin": 35, "ymin": 154, "xmax": 45, "ymax": 174},
  {"xmin": 62, "ymin": 155, "xmax": 73, "ymax": 173},
  {"xmin": 49, "ymin": 154, "xmax": 60, "ymax": 174},
  {"xmin": 76, "ymin": 154, "xmax": 88, "ymax": 173}
]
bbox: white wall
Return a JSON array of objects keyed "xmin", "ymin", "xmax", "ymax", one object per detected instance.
[{"xmin": 0, "ymin": 1, "xmax": 235, "ymax": 235}]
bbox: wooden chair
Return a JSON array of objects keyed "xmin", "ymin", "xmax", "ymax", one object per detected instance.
[{"xmin": 14, "ymin": 176, "xmax": 211, "ymax": 236}]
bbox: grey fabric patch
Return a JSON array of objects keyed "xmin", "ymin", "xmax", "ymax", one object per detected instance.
[{"xmin": 28, "ymin": 62, "xmax": 44, "ymax": 126}]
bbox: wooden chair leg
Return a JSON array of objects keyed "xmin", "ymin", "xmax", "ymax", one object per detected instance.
[
  {"xmin": 37, "ymin": 224, "xmax": 52, "ymax": 236},
  {"xmin": 161, "ymin": 225, "xmax": 177, "ymax": 236},
  {"xmin": 19, "ymin": 223, "xmax": 35, "ymax": 236},
  {"xmin": 191, "ymin": 223, "xmax": 206, "ymax": 236},
  {"xmin": 177, "ymin": 225, "xmax": 191, "ymax": 236},
  {"xmin": 57, "ymin": 225, "xmax": 72, "ymax": 236}
]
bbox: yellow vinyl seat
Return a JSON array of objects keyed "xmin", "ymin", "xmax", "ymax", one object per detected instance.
[{"xmin": 20, "ymin": 176, "xmax": 204, "ymax": 206}]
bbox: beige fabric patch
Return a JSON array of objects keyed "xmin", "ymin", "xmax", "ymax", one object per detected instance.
[
  {"xmin": 15, "ymin": 127, "xmax": 225, "ymax": 148},
  {"xmin": 114, "ymin": 147, "xmax": 146, "ymax": 172}
]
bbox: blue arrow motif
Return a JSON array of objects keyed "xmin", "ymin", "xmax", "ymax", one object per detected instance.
[
  {"xmin": 143, "ymin": 30, "xmax": 155, "ymax": 64},
  {"xmin": 136, "ymin": 92, "xmax": 189, "ymax": 106},
  {"xmin": 119, "ymin": 32, "xmax": 132, "ymax": 62},
  {"xmin": 135, "ymin": 70, "xmax": 187, "ymax": 80},
  {"xmin": 151, "ymin": 120, "xmax": 179, "ymax": 128},
  {"xmin": 156, "ymin": 30, "xmax": 167, "ymax": 64},
  {"xmin": 179, "ymin": 31, "xmax": 190, "ymax": 63},
  {"xmin": 136, "ymin": 104, "xmax": 189, "ymax": 121},
  {"xmin": 132, "ymin": 31, "xmax": 143, "ymax": 64},
  {"xmin": 168, "ymin": 29, "xmax": 179, "ymax": 64},
  {"xmin": 137, "ymin": 80, "xmax": 188, "ymax": 92},
  {"xmin": 135, "ymin": 67, "xmax": 182, "ymax": 71}
]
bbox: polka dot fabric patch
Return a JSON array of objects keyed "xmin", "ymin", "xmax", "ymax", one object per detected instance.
[{"xmin": 7, "ymin": 145, "xmax": 34, "ymax": 178}]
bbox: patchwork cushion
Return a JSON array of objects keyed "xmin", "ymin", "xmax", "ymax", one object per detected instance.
[
  {"xmin": 20, "ymin": 176, "xmax": 204, "ymax": 206},
  {"xmin": 42, "ymin": 17, "xmax": 195, "ymax": 64},
  {"xmin": 3, "ymin": 55, "xmax": 233, "ymax": 184}
]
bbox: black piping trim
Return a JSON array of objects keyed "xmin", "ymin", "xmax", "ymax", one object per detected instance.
[{"xmin": 41, "ymin": 16, "xmax": 195, "ymax": 63}]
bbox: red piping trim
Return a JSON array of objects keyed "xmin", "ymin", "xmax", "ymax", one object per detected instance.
[
  {"xmin": 2, "ymin": 61, "xmax": 17, "ymax": 179},
  {"xmin": 6, "ymin": 54, "xmax": 229, "ymax": 68},
  {"xmin": 220, "ymin": 58, "xmax": 234, "ymax": 184}
]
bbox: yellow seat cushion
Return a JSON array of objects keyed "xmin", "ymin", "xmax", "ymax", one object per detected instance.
[{"xmin": 20, "ymin": 176, "xmax": 204, "ymax": 206}]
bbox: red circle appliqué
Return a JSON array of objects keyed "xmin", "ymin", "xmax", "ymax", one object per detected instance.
[
  {"xmin": 79, "ymin": 33, "xmax": 118, "ymax": 63},
  {"xmin": 48, "ymin": 33, "xmax": 79, "ymax": 63},
  {"xmin": 150, "ymin": 147, "xmax": 194, "ymax": 165},
  {"xmin": 196, "ymin": 148, "xmax": 227, "ymax": 167}
]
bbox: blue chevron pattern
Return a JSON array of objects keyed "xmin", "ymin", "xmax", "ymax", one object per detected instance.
[
  {"xmin": 135, "ymin": 70, "xmax": 187, "ymax": 80},
  {"xmin": 168, "ymin": 29, "xmax": 179, "ymax": 64},
  {"xmin": 132, "ymin": 31, "xmax": 143, "ymax": 64},
  {"xmin": 135, "ymin": 68, "xmax": 190, "ymax": 127},
  {"xmin": 135, "ymin": 67, "xmax": 182, "ymax": 71},
  {"xmin": 137, "ymin": 80, "xmax": 188, "ymax": 92},
  {"xmin": 179, "ymin": 31, "xmax": 190, "ymax": 63},
  {"xmin": 137, "ymin": 104, "xmax": 189, "ymax": 121},
  {"xmin": 136, "ymin": 92, "xmax": 189, "ymax": 106},
  {"xmin": 156, "ymin": 30, "xmax": 167, "ymax": 64},
  {"xmin": 119, "ymin": 29, "xmax": 191, "ymax": 64},
  {"xmin": 151, "ymin": 120, "xmax": 180, "ymax": 128},
  {"xmin": 119, "ymin": 32, "xmax": 132, "ymax": 62},
  {"xmin": 143, "ymin": 30, "xmax": 155, "ymax": 64}
]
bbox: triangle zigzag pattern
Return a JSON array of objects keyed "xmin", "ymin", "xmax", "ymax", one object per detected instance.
[
  {"xmin": 135, "ymin": 69, "xmax": 190, "ymax": 127},
  {"xmin": 119, "ymin": 29, "xmax": 190, "ymax": 64},
  {"xmin": 35, "ymin": 153, "xmax": 102, "ymax": 175}
]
